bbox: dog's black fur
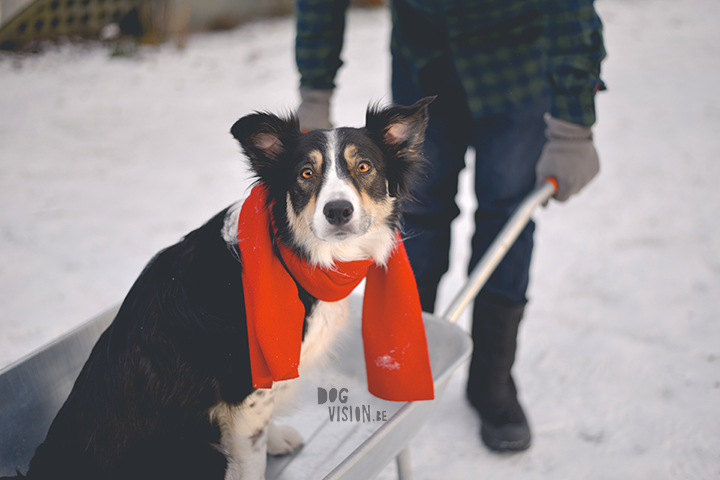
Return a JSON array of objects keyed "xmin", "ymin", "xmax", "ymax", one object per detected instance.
[
  {"xmin": 25, "ymin": 208, "xmax": 247, "ymax": 480},
  {"xmin": 12, "ymin": 98, "xmax": 432, "ymax": 480}
]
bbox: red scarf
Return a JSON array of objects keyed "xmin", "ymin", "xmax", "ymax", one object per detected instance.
[{"xmin": 237, "ymin": 185, "xmax": 434, "ymax": 401}]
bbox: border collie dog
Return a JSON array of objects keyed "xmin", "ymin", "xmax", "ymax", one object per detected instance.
[{"xmin": 18, "ymin": 98, "xmax": 432, "ymax": 480}]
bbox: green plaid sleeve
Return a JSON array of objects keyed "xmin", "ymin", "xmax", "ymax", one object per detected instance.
[
  {"xmin": 295, "ymin": 0, "xmax": 351, "ymax": 90},
  {"xmin": 545, "ymin": 0, "xmax": 606, "ymax": 126}
]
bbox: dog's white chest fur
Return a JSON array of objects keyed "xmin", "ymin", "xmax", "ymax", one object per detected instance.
[{"xmin": 299, "ymin": 299, "xmax": 349, "ymax": 373}]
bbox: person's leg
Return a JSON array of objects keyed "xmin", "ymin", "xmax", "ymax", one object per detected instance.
[
  {"xmin": 467, "ymin": 95, "xmax": 549, "ymax": 452},
  {"xmin": 392, "ymin": 54, "xmax": 471, "ymax": 313},
  {"xmin": 470, "ymin": 95, "xmax": 549, "ymax": 303},
  {"xmin": 401, "ymin": 117, "xmax": 469, "ymax": 312}
]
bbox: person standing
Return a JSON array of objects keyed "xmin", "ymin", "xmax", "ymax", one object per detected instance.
[{"xmin": 295, "ymin": 0, "xmax": 606, "ymax": 452}]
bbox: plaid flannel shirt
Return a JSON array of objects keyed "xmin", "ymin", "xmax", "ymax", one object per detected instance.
[{"xmin": 296, "ymin": 0, "xmax": 606, "ymax": 126}]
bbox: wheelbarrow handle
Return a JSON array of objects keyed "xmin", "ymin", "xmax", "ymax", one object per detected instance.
[{"xmin": 442, "ymin": 177, "xmax": 558, "ymax": 323}]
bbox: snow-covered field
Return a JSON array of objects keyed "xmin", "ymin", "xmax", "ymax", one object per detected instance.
[{"xmin": 1, "ymin": 0, "xmax": 719, "ymax": 478}]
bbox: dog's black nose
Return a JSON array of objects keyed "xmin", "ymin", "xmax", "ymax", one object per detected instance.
[{"xmin": 323, "ymin": 200, "xmax": 354, "ymax": 226}]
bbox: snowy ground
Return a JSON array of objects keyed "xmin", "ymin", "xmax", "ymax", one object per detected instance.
[{"xmin": 1, "ymin": 0, "xmax": 719, "ymax": 478}]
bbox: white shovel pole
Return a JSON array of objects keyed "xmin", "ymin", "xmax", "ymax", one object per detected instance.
[{"xmin": 442, "ymin": 178, "xmax": 558, "ymax": 324}]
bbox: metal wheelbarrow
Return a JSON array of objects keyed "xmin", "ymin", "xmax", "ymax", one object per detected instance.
[{"xmin": 0, "ymin": 180, "xmax": 556, "ymax": 479}]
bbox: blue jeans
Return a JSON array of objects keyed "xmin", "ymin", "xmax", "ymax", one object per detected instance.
[{"xmin": 393, "ymin": 56, "xmax": 549, "ymax": 310}]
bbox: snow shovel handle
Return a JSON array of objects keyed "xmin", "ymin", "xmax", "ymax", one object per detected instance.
[{"xmin": 442, "ymin": 177, "xmax": 558, "ymax": 323}]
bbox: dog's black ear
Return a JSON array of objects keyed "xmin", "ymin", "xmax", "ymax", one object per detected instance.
[
  {"xmin": 231, "ymin": 112, "xmax": 299, "ymax": 181},
  {"xmin": 365, "ymin": 96, "xmax": 434, "ymax": 197}
]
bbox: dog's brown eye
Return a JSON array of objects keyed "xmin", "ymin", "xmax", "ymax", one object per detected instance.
[
  {"xmin": 301, "ymin": 168, "xmax": 314, "ymax": 179},
  {"xmin": 357, "ymin": 161, "xmax": 372, "ymax": 174}
]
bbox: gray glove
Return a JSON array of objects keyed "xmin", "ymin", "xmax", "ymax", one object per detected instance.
[
  {"xmin": 535, "ymin": 113, "xmax": 600, "ymax": 202},
  {"xmin": 297, "ymin": 87, "xmax": 333, "ymax": 131}
]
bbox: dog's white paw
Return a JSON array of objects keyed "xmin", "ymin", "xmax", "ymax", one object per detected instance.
[{"xmin": 267, "ymin": 422, "xmax": 304, "ymax": 455}]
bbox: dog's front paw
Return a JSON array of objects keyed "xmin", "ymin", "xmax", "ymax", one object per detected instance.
[{"xmin": 267, "ymin": 422, "xmax": 304, "ymax": 455}]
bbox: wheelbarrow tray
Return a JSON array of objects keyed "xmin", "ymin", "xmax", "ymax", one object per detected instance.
[{"xmin": 0, "ymin": 295, "xmax": 472, "ymax": 479}]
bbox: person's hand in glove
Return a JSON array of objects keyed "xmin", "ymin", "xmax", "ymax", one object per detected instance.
[
  {"xmin": 535, "ymin": 113, "xmax": 600, "ymax": 202},
  {"xmin": 297, "ymin": 87, "xmax": 333, "ymax": 132}
]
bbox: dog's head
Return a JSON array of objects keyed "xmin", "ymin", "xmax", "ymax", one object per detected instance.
[{"xmin": 231, "ymin": 97, "xmax": 432, "ymax": 268}]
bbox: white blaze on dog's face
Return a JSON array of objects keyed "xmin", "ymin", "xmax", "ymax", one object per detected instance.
[
  {"xmin": 311, "ymin": 130, "xmax": 367, "ymax": 242},
  {"xmin": 231, "ymin": 97, "xmax": 433, "ymax": 269}
]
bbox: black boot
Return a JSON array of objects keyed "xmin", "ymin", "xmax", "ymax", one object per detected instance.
[{"xmin": 466, "ymin": 294, "xmax": 531, "ymax": 452}]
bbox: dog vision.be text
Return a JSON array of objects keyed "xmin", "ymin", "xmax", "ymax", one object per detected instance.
[{"xmin": 318, "ymin": 387, "xmax": 388, "ymax": 423}]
